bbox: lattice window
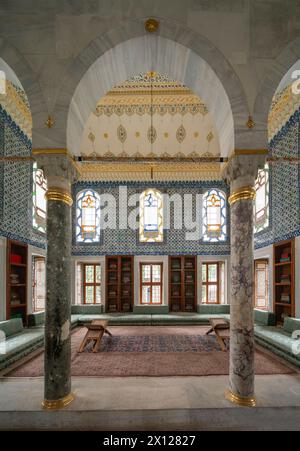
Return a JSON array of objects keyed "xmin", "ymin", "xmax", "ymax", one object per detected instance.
[
  {"xmin": 203, "ymin": 189, "xmax": 226, "ymax": 242},
  {"xmin": 32, "ymin": 256, "xmax": 46, "ymax": 311},
  {"xmin": 139, "ymin": 189, "xmax": 163, "ymax": 243},
  {"xmin": 32, "ymin": 162, "xmax": 47, "ymax": 233},
  {"xmin": 254, "ymin": 164, "xmax": 269, "ymax": 233},
  {"xmin": 254, "ymin": 259, "xmax": 269, "ymax": 310},
  {"xmin": 76, "ymin": 190, "xmax": 101, "ymax": 243}
]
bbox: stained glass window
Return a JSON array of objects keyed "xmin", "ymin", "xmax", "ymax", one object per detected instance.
[
  {"xmin": 139, "ymin": 189, "xmax": 163, "ymax": 242},
  {"xmin": 203, "ymin": 189, "xmax": 226, "ymax": 242},
  {"xmin": 254, "ymin": 164, "xmax": 269, "ymax": 233},
  {"xmin": 32, "ymin": 162, "xmax": 47, "ymax": 233},
  {"xmin": 76, "ymin": 190, "xmax": 100, "ymax": 243},
  {"xmin": 32, "ymin": 256, "xmax": 46, "ymax": 311}
]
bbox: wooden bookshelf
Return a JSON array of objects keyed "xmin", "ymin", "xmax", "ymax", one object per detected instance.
[
  {"xmin": 273, "ymin": 238, "xmax": 295, "ymax": 325},
  {"xmin": 6, "ymin": 239, "xmax": 28, "ymax": 326},
  {"xmin": 169, "ymin": 256, "xmax": 197, "ymax": 312},
  {"xmin": 105, "ymin": 256, "xmax": 134, "ymax": 313}
]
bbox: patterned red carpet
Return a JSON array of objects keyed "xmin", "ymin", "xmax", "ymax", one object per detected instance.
[{"xmin": 9, "ymin": 326, "xmax": 295, "ymax": 377}]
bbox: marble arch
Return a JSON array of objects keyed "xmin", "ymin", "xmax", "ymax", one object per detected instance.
[
  {"xmin": 254, "ymin": 36, "xmax": 300, "ymax": 144},
  {"xmin": 0, "ymin": 37, "xmax": 44, "ymax": 140},
  {"xmin": 65, "ymin": 19, "xmax": 248, "ymax": 157}
]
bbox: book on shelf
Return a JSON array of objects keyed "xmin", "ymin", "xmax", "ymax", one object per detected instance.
[
  {"xmin": 280, "ymin": 294, "xmax": 290, "ymax": 304},
  {"xmin": 185, "ymin": 275, "xmax": 194, "ymax": 283},
  {"xmin": 185, "ymin": 261, "xmax": 194, "ymax": 269},
  {"xmin": 280, "ymin": 253, "xmax": 290, "ymax": 262}
]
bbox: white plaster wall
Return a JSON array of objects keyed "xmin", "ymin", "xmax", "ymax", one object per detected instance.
[
  {"xmin": 27, "ymin": 245, "xmax": 47, "ymax": 315},
  {"xmin": 134, "ymin": 256, "xmax": 169, "ymax": 307},
  {"xmin": 254, "ymin": 244, "xmax": 274, "ymax": 312},
  {"xmin": 0, "ymin": 237, "xmax": 7, "ymax": 321},
  {"xmin": 71, "ymin": 256, "xmax": 106, "ymax": 305},
  {"xmin": 197, "ymin": 255, "xmax": 230, "ymax": 306}
]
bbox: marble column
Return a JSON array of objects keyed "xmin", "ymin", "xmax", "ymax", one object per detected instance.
[
  {"xmin": 223, "ymin": 154, "xmax": 266, "ymax": 407},
  {"xmin": 34, "ymin": 150, "xmax": 78, "ymax": 410}
]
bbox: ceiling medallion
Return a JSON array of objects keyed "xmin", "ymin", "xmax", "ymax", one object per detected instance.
[
  {"xmin": 45, "ymin": 115, "xmax": 54, "ymax": 128},
  {"xmin": 145, "ymin": 18, "xmax": 159, "ymax": 33},
  {"xmin": 247, "ymin": 115, "xmax": 255, "ymax": 129},
  {"xmin": 147, "ymin": 126, "xmax": 157, "ymax": 144},
  {"xmin": 117, "ymin": 124, "xmax": 127, "ymax": 143},
  {"xmin": 176, "ymin": 125, "xmax": 186, "ymax": 144}
]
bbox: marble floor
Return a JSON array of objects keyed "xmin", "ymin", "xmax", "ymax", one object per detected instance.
[{"xmin": 1, "ymin": 374, "xmax": 300, "ymax": 430}]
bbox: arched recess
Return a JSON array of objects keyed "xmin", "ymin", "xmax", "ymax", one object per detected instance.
[
  {"xmin": 254, "ymin": 36, "xmax": 300, "ymax": 145},
  {"xmin": 0, "ymin": 37, "xmax": 46, "ymax": 147},
  {"xmin": 64, "ymin": 18, "xmax": 248, "ymax": 157}
]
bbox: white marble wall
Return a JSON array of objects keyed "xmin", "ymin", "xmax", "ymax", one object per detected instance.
[
  {"xmin": 67, "ymin": 35, "xmax": 235, "ymax": 158},
  {"xmin": 2, "ymin": 2, "xmax": 300, "ymax": 151}
]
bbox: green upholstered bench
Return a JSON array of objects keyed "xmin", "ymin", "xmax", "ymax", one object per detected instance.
[
  {"xmin": 283, "ymin": 317, "xmax": 300, "ymax": 335},
  {"xmin": 71, "ymin": 305, "xmax": 104, "ymax": 315},
  {"xmin": 254, "ymin": 317, "xmax": 300, "ymax": 368},
  {"xmin": 0, "ymin": 318, "xmax": 24, "ymax": 337},
  {"xmin": 0, "ymin": 319, "xmax": 44, "ymax": 371},
  {"xmin": 197, "ymin": 304, "xmax": 230, "ymax": 315},
  {"xmin": 28, "ymin": 311, "xmax": 45, "ymax": 327},
  {"xmin": 254, "ymin": 309, "xmax": 276, "ymax": 326}
]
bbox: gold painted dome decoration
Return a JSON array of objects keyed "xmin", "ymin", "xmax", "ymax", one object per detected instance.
[{"xmin": 80, "ymin": 72, "xmax": 220, "ymax": 163}]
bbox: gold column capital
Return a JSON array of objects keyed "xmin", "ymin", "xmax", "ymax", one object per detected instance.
[
  {"xmin": 42, "ymin": 392, "xmax": 75, "ymax": 410},
  {"xmin": 228, "ymin": 186, "xmax": 256, "ymax": 206},
  {"xmin": 225, "ymin": 389, "xmax": 257, "ymax": 407},
  {"xmin": 45, "ymin": 187, "xmax": 73, "ymax": 206}
]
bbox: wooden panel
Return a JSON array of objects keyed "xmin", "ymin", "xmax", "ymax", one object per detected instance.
[
  {"xmin": 273, "ymin": 238, "xmax": 295, "ymax": 324},
  {"xmin": 6, "ymin": 239, "xmax": 28, "ymax": 326}
]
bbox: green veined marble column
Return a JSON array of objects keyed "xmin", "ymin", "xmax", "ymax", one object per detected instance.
[{"xmin": 43, "ymin": 190, "xmax": 74, "ymax": 409}]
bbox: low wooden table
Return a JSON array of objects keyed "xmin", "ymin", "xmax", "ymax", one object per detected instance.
[
  {"xmin": 78, "ymin": 320, "xmax": 112, "ymax": 353},
  {"xmin": 206, "ymin": 318, "xmax": 230, "ymax": 351}
]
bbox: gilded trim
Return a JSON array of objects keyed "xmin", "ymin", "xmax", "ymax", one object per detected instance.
[
  {"xmin": 46, "ymin": 187, "xmax": 73, "ymax": 206},
  {"xmin": 145, "ymin": 18, "xmax": 159, "ymax": 33},
  {"xmin": 234, "ymin": 149, "xmax": 268, "ymax": 156},
  {"xmin": 32, "ymin": 148, "xmax": 75, "ymax": 162},
  {"xmin": 225, "ymin": 390, "xmax": 257, "ymax": 407},
  {"xmin": 42, "ymin": 393, "xmax": 75, "ymax": 410},
  {"xmin": 228, "ymin": 186, "xmax": 256, "ymax": 206}
]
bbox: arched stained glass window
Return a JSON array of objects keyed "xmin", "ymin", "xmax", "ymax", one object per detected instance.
[
  {"xmin": 32, "ymin": 162, "xmax": 47, "ymax": 233},
  {"xmin": 76, "ymin": 190, "xmax": 100, "ymax": 243},
  {"xmin": 254, "ymin": 164, "xmax": 269, "ymax": 233},
  {"xmin": 139, "ymin": 189, "xmax": 163, "ymax": 243},
  {"xmin": 203, "ymin": 189, "xmax": 226, "ymax": 242}
]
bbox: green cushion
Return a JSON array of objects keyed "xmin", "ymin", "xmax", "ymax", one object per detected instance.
[
  {"xmin": 28, "ymin": 312, "xmax": 45, "ymax": 327},
  {"xmin": 197, "ymin": 304, "xmax": 230, "ymax": 315},
  {"xmin": 0, "ymin": 319, "xmax": 23, "ymax": 338},
  {"xmin": 71, "ymin": 305, "xmax": 104, "ymax": 315},
  {"xmin": 133, "ymin": 305, "xmax": 169, "ymax": 314},
  {"xmin": 283, "ymin": 317, "xmax": 300, "ymax": 335},
  {"xmin": 254, "ymin": 309, "xmax": 276, "ymax": 326},
  {"xmin": 254, "ymin": 325, "xmax": 300, "ymax": 358}
]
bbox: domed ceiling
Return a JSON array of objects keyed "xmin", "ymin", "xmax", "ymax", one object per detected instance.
[{"xmin": 80, "ymin": 72, "xmax": 220, "ymax": 160}]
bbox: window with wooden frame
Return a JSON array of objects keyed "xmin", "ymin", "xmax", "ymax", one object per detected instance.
[
  {"xmin": 201, "ymin": 262, "xmax": 224, "ymax": 304},
  {"xmin": 140, "ymin": 263, "xmax": 163, "ymax": 304},
  {"xmin": 254, "ymin": 259, "xmax": 269, "ymax": 310},
  {"xmin": 83, "ymin": 263, "xmax": 101, "ymax": 304},
  {"xmin": 32, "ymin": 256, "xmax": 46, "ymax": 311}
]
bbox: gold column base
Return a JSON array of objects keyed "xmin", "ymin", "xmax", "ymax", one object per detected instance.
[
  {"xmin": 225, "ymin": 389, "xmax": 257, "ymax": 407},
  {"xmin": 42, "ymin": 392, "xmax": 75, "ymax": 410}
]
